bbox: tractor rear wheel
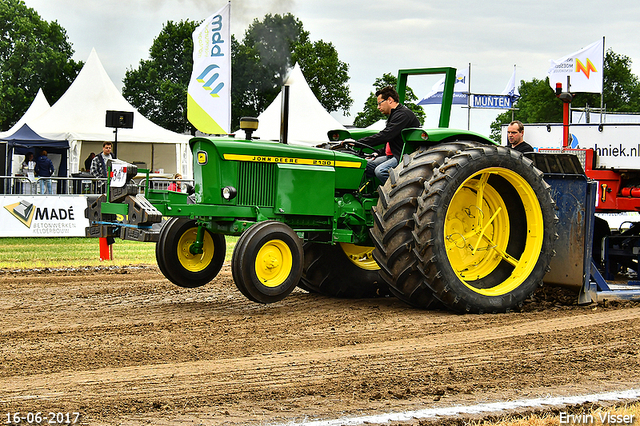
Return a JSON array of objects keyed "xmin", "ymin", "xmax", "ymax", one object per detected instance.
[
  {"xmin": 370, "ymin": 142, "xmax": 477, "ymax": 308},
  {"xmin": 232, "ymin": 221, "xmax": 303, "ymax": 304},
  {"xmin": 413, "ymin": 143, "xmax": 557, "ymax": 313},
  {"xmin": 156, "ymin": 217, "xmax": 226, "ymax": 288},
  {"xmin": 301, "ymin": 242, "xmax": 387, "ymax": 298}
]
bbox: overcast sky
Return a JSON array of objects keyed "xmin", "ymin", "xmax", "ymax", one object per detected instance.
[{"xmin": 21, "ymin": 0, "xmax": 640, "ymax": 134}]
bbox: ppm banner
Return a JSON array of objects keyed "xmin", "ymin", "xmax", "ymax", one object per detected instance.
[
  {"xmin": 187, "ymin": 3, "xmax": 231, "ymax": 135},
  {"xmin": 0, "ymin": 196, "xmax": 90, "ymax": 237},
  {"xmin": 548, "ymin": 39, "xmax": 604, "ymax": 94}
]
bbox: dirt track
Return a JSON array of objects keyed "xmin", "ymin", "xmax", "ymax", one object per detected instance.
[{"xmin": 1, "ymin": 265, "xmax": 640, "ymax": 425}]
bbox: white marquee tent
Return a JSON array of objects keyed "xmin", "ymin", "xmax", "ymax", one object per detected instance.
[
  {"xmin": 25, "ymin": 48, "xmax": 191, "ymax": 177},
  {"xmin": 0, "ymin": 89, "xmax": 51, "ymax": 140},
  {"xmin": 253, "ymin": 64, "xmax": 346, "ymax": 146}
]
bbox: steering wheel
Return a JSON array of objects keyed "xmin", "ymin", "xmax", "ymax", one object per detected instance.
[{"xmin": 330, "ymin": 140, "xmax": 372, "ymax": 157}]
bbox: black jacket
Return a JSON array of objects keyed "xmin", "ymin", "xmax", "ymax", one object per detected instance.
[
  {"xmin": 35, "ymin": 155, "xmax": 54, "ymax": 177},
  {"xmin": 358, "ymin": 104, "xmax": 421, "ymax": 160}
]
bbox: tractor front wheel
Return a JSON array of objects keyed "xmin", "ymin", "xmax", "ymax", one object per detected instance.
[
  {"xmin": 232, "ymin": 221, "xmax": 303, "ymax": 304},
  {"xmin": 156, "ymin": 217, "xmax": 226, "ymax": 288}
]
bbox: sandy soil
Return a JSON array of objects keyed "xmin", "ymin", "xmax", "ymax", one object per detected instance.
[{"xmin": 1, "ymin": 264, "xmax": 640, "ymax": 425}]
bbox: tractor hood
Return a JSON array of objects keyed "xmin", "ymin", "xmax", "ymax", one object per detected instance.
[{"xmin": 189, "ymin": 136, "xmax": 367, "ymax": 209}]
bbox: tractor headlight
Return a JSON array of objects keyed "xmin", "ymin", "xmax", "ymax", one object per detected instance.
[{"xmin": 222, "ymin": 186, "xmax": 237, "ymax": 200}]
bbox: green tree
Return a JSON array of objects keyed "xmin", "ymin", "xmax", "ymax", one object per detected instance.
[
  {"xmin": 123, "ymin": 20, "xmax": 198, "ymax": 134},
  {"xmin": 489, "ymin": 49, "xmax": 640, "ymax": 142},
  {"xmin": 233, "ymin": 13, "xmax": 351, "ymax": 129},
  {"xmin": 353, "ymin": 73, "xmax": 425, "ymax": 128},
  {"xmin": 292, "ymin": 39, "xmax": 352, "ymax": 114},
  {"xmin": 125, "ymin": 13, "xmax": 352, "ymax": 133},
  {"xmin": 0, "ymin": 0, "xmax": 82, "ymax": 130}
]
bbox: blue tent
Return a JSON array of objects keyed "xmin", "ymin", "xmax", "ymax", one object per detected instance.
[{"xmin": 1, "ymin": 124, "xmax": 69, "ymax": 190}]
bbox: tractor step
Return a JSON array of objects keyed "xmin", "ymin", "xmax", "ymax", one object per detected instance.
[
  {"xmin": 120, "ymin": 226, "xmax": 159, "ymax": 242},
  {"xmin": 85, "ymin": 224, "xmax": 119, "ymax": 238}
]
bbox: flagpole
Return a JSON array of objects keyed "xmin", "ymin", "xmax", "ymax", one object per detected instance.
[
  {"xmin": 467, "ymin": 62, "xmax": 471, "ymax": 130},
  {"xmin": 600, "ymin": 36, "xmax": 605, "ymax": 124},
  {"xmin": 511, "ymin": 64, "xmax": 516, "ymax": 122}
]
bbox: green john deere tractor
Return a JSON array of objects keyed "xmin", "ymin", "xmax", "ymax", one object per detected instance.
[{"xmin": 86, "ymin": 67, "xmax": 557, "ymax": 313}]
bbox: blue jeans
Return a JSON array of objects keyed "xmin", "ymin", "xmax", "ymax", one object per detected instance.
[
  {"xmin": 366, "ymin": 155, "xmax": 398, "ymax": 184},
  {"xmin": 39, "ymin": 178, "xmax": 53, "ymax": 194}
]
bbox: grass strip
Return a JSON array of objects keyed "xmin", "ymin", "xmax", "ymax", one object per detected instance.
[{"xmin": 0, "ymin": 236, "xmax": 237, "ymax": 269}]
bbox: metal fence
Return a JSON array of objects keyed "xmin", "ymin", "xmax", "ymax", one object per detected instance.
[{"xmin": 0, "ymin": 175, "xmax": 193, "ymax": 196}]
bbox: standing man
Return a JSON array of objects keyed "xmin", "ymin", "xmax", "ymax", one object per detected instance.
[
  {"xmin": 344, "ymin": 86, "xmax": 421, "ymax": 184},
  {"xmin": 35, "ymin": 150, "xmax": 55, "ymax": 194},
  {"xmin": 90, "ymin": 142, "xmax": 115, "ymax": 193},
  {"xmin": 506, "ymin": 120, "xmax": 534, "ymax": 153}
]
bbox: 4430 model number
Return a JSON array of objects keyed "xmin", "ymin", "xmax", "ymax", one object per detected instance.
[{"xmin": 5, "ymin": 412, "xmax": 80, "ymax": 424}]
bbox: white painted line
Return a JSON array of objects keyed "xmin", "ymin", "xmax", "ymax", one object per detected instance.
[{"xmin": 274, "ymin": 388, "xmax": 640, "ymax": 426}]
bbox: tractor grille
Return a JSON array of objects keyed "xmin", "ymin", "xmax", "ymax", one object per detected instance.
[{"xmin": 237, "ymin": 161, "xmax": 276, "ymax": 207}]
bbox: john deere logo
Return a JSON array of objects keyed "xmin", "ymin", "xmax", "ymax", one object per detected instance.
[
  {"xmin": 4, "ymin": 200, "xmax": 35, "ymax": 228},
  {"xmin": 197, "ymin": 151, "xmax": 208, "ymax": 165},
  {"xmin": 196, "ymin": 64, "xmax": 224, "ymax": 97}
]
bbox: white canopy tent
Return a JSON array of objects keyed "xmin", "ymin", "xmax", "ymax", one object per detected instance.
[
  {"xmin": 253, "ymin": 64, "xmax": 346, "ymax": 146},
  {"xmin": 26, "ymin": 48, "xmax": 191, "ymax": 177},
  {"xmin": 0, "ymin": 89, "xmax": 51, "ymax": 141},
  {"xmin": 366, "ymin": 119, "xmax": 386, "ymax": 130}
]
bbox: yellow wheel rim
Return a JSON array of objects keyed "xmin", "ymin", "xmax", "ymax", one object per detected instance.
[
  {"xmin": 444, "ymin": 167, "xmax": 544, "ymax": 296},
  {"xmin": 177, "ymin": 227, "xmax": 215, "ymax": 272},
  {"xmin": 339, "ymin": 243, "xmax": 380, "ymax": 271},
  {"xmin": 255, "ymin": 239, "xmax": 293, "ymax": 287}
]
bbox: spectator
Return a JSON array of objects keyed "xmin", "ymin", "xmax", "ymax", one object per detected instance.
[
  {"xmin": 35, "ymin": 150, "xmax": 55, "ymax": 194},
  {"xmin": 90, "ymin": 142, "xmax": 114, "ymax": 178},
  {"xmin": 84, "ymin": 152, "xmax": 95, "ymax": 171},
  {"xmin": 20, "ymin": 152, "xmax": 34, "ymax": 175},
  {"xmin": 90, "ymin": 142, "xmax": 114, "ymax": 193},
  {"xmin": 20, "ymin": 152, "xmax": 36, "ymax": 194},
  {"xmin": 168, "ymin": 173, "xmax": 182, "ymax": 192},
  {"xmin": 506, "ymin": 120, "xmax": 534, "ymax": 153}
]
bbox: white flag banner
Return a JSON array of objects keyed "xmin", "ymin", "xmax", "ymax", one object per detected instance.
[
  {"xmin": 187, "ymin": 3, "xmax": 231, "ymax": 134},
  {"xmin": 547, "ymin": 39, "xmax": 604, "ymax": 93},
  {"xmin": 427, "ymin": 68, "xmax": 469, "ymax": 96},
  {"xmin": 501, "ymin": 65, "xmax": 520, "ymax": 100},
  {"xmin": 418, "ymin": 68, "xmax": 469, "ymax": 105}
]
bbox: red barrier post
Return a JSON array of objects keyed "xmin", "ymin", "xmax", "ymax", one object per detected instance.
[{"xmin": 99, "ymin": 237, "xmax": 113, "ymax": 261}]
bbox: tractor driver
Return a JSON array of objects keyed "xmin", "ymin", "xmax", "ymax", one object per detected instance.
[
  {"xmin": 342, "ymin": 86, "xmax": 420, "ymax": 184},
  {"xmin": 506, "ymin": 120, "xmax": 534, "ymax": 153}
]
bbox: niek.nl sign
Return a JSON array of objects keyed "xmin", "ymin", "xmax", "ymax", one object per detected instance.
[
  {"xmin": 472, "ymin": 94, "xmax": 513, "ymax": 109},
  {"xmin": 0, "ymin": 196, "xmax": 90, "ymax": 237}
]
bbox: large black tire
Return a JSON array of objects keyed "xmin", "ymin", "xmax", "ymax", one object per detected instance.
[
  {"xmin": 301, "ymin": 242, "xmax": 388, "ymax": 298},
  {"xmin": 413, "ymin": 143, "xmax": 557, "ymax": 313},
  {"xmin": 231, "ymin": 221, "xmax": 303, "ymax": 304},
  {"xmin": 156, "ymin": 217, "xmax": 226, "ymax": 288},
  {"xmin": 370, "ymin": 142, "xmax": 477, "ymax": 308}
]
